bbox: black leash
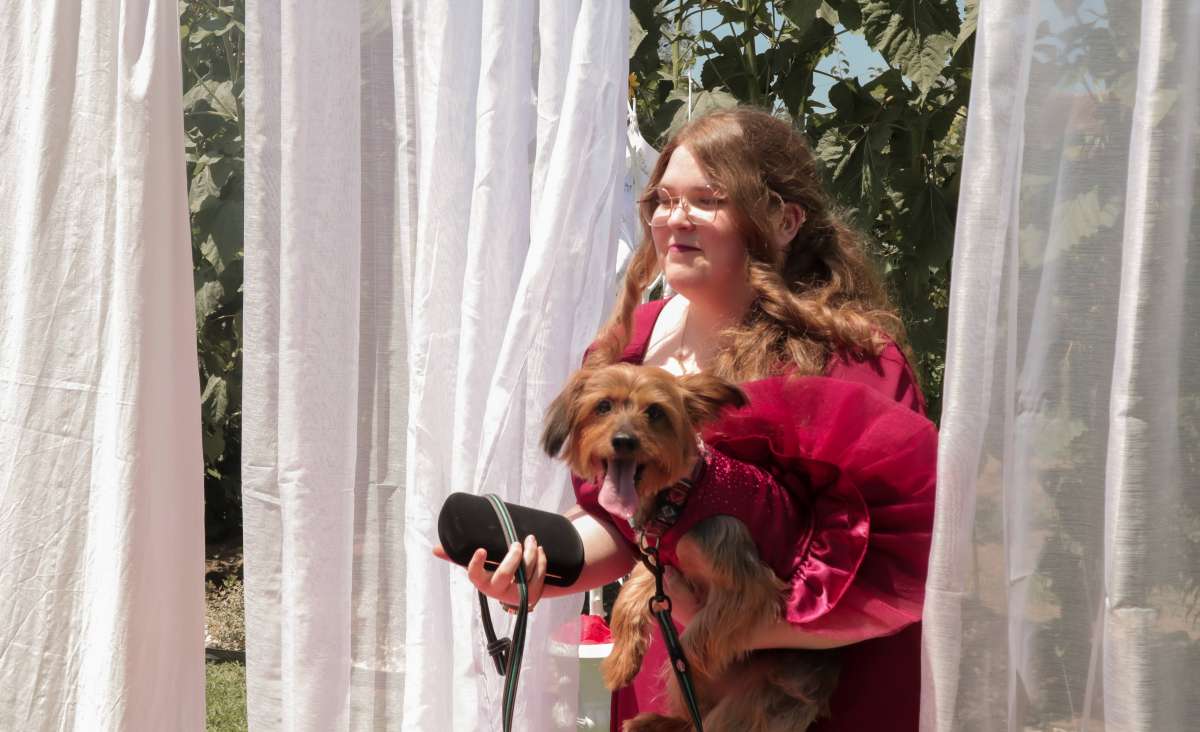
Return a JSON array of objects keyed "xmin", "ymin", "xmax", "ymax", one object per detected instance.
[
  {"xmin": 477, "ymin": 494, "xmax": 528, "ymax": 732},
  {"xmin": 631, "ymin": 450, "xmax": 707, "ymax": 731},
  {"xmin": 474, "ymin": 448, "xmax": 707, "ymax": 732},
  {"xmin": 639, "ymin": 543, "xmax": 705, "ymax": 731}
]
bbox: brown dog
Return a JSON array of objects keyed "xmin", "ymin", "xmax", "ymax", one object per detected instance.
[{"xmin": 541, "ymin": 361, "xmax": 840, "ymax": 731}]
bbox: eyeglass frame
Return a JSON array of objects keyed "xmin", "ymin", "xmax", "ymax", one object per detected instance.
[{"xmin": 637, "ymin": 185, "xmax": 728, "ymax": 228}]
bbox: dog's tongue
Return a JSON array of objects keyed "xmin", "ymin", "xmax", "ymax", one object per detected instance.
[{"xmin": 598, "ymin": 458, "xmax": 639, "ymax": 522}]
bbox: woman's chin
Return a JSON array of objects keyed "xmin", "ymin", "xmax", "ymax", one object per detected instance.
[{"xmin": 662, "ymin": 267, "xmax": 708, "ymax": 296}]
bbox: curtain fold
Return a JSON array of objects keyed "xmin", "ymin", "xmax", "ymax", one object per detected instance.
[
  {"xmin": 244, "ymin": 2, "xmax": 628, "ymax": 729},
  {"xmin": 0, "ymin": 1, "xmax": 205, "ymax": 730},
  {"xmin": 923, "ymin": 0, "xmax": 1200, "ymax": 729}
]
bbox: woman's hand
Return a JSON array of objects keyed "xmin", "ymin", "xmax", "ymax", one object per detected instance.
[
  {"xmin": 431, "ymin": 503, "xmax": 639, "ymax": 611},
  {"xmin": 662, "ymin": 566, "xmax": 703, "ymax": 625},
  {"xmin": 433, "ymin": 534, "xmax": 548, "ymax": 611}
]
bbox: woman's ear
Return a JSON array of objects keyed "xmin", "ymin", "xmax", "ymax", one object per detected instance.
[
  {"xmin": 677, "ymin": 373, "xmax": 748, "ymax": 427},
  {"xmin": 774, "ymin": 201, "xmax": 806, "ymax": 248}
]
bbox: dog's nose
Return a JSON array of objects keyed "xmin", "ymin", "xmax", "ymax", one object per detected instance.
[{"xmin": 611, "ymin": 432, "xmax": 639, "ymax": 455}]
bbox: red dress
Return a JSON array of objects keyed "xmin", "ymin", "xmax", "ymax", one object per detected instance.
[{"xmin": 577, "ymin": 298, "xmax": 935, "ymax": 732}]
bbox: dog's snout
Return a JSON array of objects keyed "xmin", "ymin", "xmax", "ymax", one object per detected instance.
[{"xmin": 611, "ymin": 432, "xmax": 639, "ymax": 455}]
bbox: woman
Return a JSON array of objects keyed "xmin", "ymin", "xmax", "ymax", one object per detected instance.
[{"xmin": 436, "ymin": 107, "xmax": 935, "ymax": 731}]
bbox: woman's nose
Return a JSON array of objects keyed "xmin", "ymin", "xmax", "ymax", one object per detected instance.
[{"xmin": 666, "ymin": 200, "xmax": 693, "ymax": 228}]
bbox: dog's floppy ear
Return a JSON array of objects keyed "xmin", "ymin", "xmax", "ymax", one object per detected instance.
[
  {"xmin": 677, "ymin": 373, "xmax": 747, "ymax": 427},
  {"xmin": 541, "ymin": 370, "xmax": 590, "ymax": 457}
]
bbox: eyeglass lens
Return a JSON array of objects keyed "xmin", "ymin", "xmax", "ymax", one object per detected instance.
[{"xmin": 640, "ymin": 187, "xmax": 724, "ymax": 227}]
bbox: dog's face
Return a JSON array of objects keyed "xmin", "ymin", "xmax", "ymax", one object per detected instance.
[{"xmin": 542, "ymin": 363, "xmax": 746, "ymax": 525}]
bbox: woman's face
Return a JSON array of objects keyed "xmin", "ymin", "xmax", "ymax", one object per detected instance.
[{"xmin": 651, "ymin": 145, "xmax": 753, "ymax": 313}]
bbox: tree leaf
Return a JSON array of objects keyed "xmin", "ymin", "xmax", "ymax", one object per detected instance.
[
  {"xmin": 777, "ymin": 62, "xmax": 813, "ymax": 116},
  {"xmin": 201, "ymin": 374, "xmax": 230, "ymax": 424},
  {"xmin": 667, "ymin": 89, "xmax": 740, "ymax": 139},
  {"xmin": 861, "ymin": 0, "xmax": 959, "ymax": 95},
  {"xmin": 818, "ymin": 0, "xmax": 861, "ymax": 30},
  {"xmin": 183, "ymin": 79, "xmax": 239, "ymax": 120},
  {"xmin": 816, "ymin": 126, "xmax": 886, "ymax": 222},
  {"xmin": 189, "ymin": 164, "xmax": 221, "ymax": 213},
  {"xmin": 629, "ymin": 11, "xmax": 648, "ymax": 58},
  {"xmin": 200, "ymin": 235, "xmax": 225, "ymax": 275},
  {"xmin": 700, "ymin": 52, "xmax": 750, "ymax": 101},
  {"xmin": 955, "ymin": 0, "xmax": 979, "ymax": 55},
  {"xmin": 195, "ymin": 280, "xmax": 225, "ymax": 328},
  {"xmin": 780, "ymin": 0, "xmax": 822, "ymax": 36},
  {"xmin": 907, "ymin": 181, "xmax": 956, "ymax": 268}
]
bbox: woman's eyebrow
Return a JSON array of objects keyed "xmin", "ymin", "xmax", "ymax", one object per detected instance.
[{"xmin": 653, "ymin": 184, "xmax": 720, "ymax": 193}]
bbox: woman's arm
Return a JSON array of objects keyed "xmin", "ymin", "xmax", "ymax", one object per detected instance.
[
  {"xmin": 662, "ymin": 566, "xmax": 900, "ymax": 651},
  {"xmin": 432, "ymin": 502, "xmax": 637, "ymax": 609},
  {"xmin": 742, "ymin": 614, "xmax": 896, "ymax": 651}
]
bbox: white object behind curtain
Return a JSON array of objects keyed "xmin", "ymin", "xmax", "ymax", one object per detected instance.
[
  {"xmin": 0, "ymin": 2, "xmax": 205, "ymax": 730},
  {"xmin": 243, "ymin": 2, "xmax": 628, "ymax": 730},
  {"xmin": 923, "ymin": 0, "xmax": 1200, "ymax": 729},
  {"xmin": 615, "ymin": 101, "xmax": 659, "ymax": 286}
]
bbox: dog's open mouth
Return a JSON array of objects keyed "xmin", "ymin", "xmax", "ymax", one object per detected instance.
[{"xmin": 597, "ymin": 457, "xmax": 644, "ymax": 523}]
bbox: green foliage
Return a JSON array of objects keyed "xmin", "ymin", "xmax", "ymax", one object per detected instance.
[
  {"xmin": 629, "ymin": 0, "xmax": 975, "ymax": 419},
  {"xmin": 182, "ymin": 0, "xmax": 244, "ymax": 541},
  {"xmin": 206, "ymin": 661, "xmax": 248, "ymax": 731}
]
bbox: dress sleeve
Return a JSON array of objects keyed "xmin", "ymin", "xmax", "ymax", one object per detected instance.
[
  {"xmin": 825, "ymin": 341, "xmax": 927, "ymax": 416},
  {"xmin": 700, "ymin": 376, "xmax": 937, "ymax": 642}
]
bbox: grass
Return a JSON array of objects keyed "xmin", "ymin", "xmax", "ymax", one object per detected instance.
[
  {"xmin": 205, "ymin": 541, "xmax": 246, "ymax": 731},
  {"xmin": 206, "ymin": 661, "xmax": 247, "ymax": 732}
]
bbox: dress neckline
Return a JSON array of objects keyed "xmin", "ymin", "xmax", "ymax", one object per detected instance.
[{"xmin": 619, "ymin": 296, "xmax": 673, "ymax": 365}]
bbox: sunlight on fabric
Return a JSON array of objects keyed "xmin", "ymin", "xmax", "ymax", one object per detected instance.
[
  {"xmin": 0, "ymin": 2, "xmax": 206, "ymax": 730},
  {"xmin": 244, "ymin": 2, "xmax": 628, "ymax": 730},
  {"xmin": 923, "ymin": 1, "xmax": 1200, "ymax": 730}
]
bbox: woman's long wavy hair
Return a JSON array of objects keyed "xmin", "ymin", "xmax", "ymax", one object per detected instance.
[{"xmin": 603, "ymin": 107, "xmax": 905, "ymax": 381}]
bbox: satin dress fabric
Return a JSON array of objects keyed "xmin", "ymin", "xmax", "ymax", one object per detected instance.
[{"xmin": 575, "ymin": 298, "xmax": 935, "ymax": 732}]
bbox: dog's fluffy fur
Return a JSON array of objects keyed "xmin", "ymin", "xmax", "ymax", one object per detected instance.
[{"xmin": 542, "ymin": 359, "xmax": 840, "ymax": 731}]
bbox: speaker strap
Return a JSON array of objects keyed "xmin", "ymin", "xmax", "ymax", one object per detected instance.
[{"xmin": 477, "ymin": 494, "xmax": 527, "ymax": 732}]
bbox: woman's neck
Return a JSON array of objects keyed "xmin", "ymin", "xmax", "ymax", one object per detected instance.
[{"xmin": 676, "ymin": 294, "xmax": 750, "ymax": 368}]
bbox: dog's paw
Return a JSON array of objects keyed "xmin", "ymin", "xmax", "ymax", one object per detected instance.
[
  {"xmin": 600, "ymin": 651, "xmax": 642, "ymax": 690},
  {"xmin": 622, "ymin": 713, "xmax": 692, "ymax": 732}
]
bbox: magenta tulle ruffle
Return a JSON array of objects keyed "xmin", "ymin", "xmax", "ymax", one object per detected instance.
[{"xmin": 700, "ymin": 376, "xmax": 937, "ymax": 633}]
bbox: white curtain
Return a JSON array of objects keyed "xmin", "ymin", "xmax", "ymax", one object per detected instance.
[
  {"xmin": 243, "ymin": 2, "xmax": 628, "ymax": 730},
  {"xmin": 0, "ymin": 2, "xmax": 205, "ymax": 731},
  {"xmin": 923, "ymin": 0, "xmax": 1200, "ymax": 730}
]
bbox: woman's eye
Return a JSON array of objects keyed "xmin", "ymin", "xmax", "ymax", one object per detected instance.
[
  {"xmin": 645, "ymin": 404, "xmax": 665, "ymax": 422},
  {"xmin": 595, "ymin": 399, "xmax": 612, "ymax": 415}
]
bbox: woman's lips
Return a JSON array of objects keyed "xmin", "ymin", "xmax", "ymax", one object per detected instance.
[{"xmin": 668, "ymin": 244, "xmax": 701, "ymax": 254}]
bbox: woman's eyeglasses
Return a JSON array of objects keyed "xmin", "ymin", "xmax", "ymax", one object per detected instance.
[{"xmin": 638, "ymin": 186, "xmax": 727, "ymax": 227}]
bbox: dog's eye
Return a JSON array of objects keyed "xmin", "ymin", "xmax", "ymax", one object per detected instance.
[
  {"xmin": 595, "ymin": 399, "xmax": 612, "ymax": 415},
  {"xmin": 645, "ymin": 404, "xmax": 665, "ymax": 422}
]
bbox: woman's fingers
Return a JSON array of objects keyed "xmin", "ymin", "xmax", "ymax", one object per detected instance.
[
  {"xmin": 664, "ymin": 566, "xmax": 699, "ymax": 623},
  {"xmin": 528, "ymin": 546, "xmax": 548, "ymax": 610},
  {"xmin": 431, "ymin": 544, "xmax": 450, "ymax": 561},
  {"xmin": 451, "ymin": 539, "xmax": 546, "ymax": 610},
  {"xmin": 465, "ymin": 547, "xmax": 491, "ymax": 589},
  {"xmin": 518, "ymin": 535, "xmax": 547, "ymax": 610},
  {"xmin": 489, "ymin": 542, "xmax": 523, "ymax": 593},
  {"xmin": 521, "ymin": 535, "xmax": 538, "ymax": 582}
]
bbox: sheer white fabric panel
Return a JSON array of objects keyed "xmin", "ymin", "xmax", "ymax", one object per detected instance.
[
  {"xmin": 243, "ymin": 2, "xmax": 362, "ymax": 730},
  {"xmin": 244, "ymin": 2, "xmax": 628, "ymax": 730},
  {"xmin": 923, "ymin": 1, "xmax": 1200, "ymax": 730},
  {"xmin": 0, "ymin": 1, "xmax": 205, "ymax": 730}
]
